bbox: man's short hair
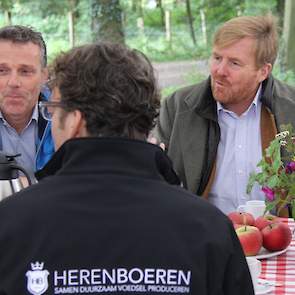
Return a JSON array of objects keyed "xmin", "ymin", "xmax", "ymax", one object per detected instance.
[
  {"xmin": 0, "ymin": 25, "xmax": 47, "ymax": 67},
  {"xmin": 213, "ymin": 14, "xmax": 278, "ymax": 67},
  {"xmin": 51, "ymin": 42, "xmax": 160, "ymax": 138}
]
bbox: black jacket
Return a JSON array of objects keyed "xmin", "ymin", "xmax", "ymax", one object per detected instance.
[{"xmin": 0, "ymin": 138, "xmax": 254, "ymax": 295}]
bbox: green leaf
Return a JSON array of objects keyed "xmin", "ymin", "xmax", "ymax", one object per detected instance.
[
  {"xmin": 266, "ymin": 175, "xmax": 280, "ymax": 188},
  {"xmin": 246, "ymin": 173, "xmax": 256, "ymax": 194},
  {"xmin": 265, "ymin": 200, "xmax": 278, "ymax": 214},
  {"xmin": 272, "ymin": 158, "xmax": 282, "ymax": 172}
]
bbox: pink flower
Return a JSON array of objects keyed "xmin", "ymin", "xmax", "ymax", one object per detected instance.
[
  {"xmin": 262, "ymin": 186, "xmax": 275, "ymax": 201},
  {"xmin": 286, "ymin": 161, "xmax": 295, "ymax": 174}
]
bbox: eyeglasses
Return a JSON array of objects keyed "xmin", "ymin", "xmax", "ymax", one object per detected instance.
[{"xmin": 39, "ymin": 101, "xmax": 66, "ymax": 121}]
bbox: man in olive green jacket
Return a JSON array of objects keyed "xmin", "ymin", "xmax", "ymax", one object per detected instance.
[{"xmin": 155, "ymin": 15, "xmax": 295, "ymax": 215}]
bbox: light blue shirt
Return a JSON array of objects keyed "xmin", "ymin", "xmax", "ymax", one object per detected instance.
[
  {"xmin": 208, "ymin": 85, "xmax": 265, "ymax": 214},
  {"xmin": 0, "ymin": 105, "xmax": 39, "ymax": 176}
]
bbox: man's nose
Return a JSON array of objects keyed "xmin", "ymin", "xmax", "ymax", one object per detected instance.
[
  {"xmin": 7, "ymin": 72, "xmax": 21, "ymax": 87},
  {"xmin": 215, "ymin": 60, "xmax": 228, "ymax": 76}
]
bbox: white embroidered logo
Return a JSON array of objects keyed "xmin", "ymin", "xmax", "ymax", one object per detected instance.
[{"xmin": 26, "ymin": 262, "xmax": 49, "ymax": 295}]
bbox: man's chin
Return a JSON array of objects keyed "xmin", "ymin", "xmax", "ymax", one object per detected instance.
[
  {"xmin": 2, "ymin": 108, "xmax": 27, "ymax": 118},
  {"xmin": 212, "ymin": 91, "xmax": 230, "ymax": 103}
]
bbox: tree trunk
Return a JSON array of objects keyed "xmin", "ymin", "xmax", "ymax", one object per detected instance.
[
  {"xmin": 277, "ymin": 0, "xmax": 285, "ymax": 31},
  {"xmin": 156, "ymin": 0, "xmax": 165, "ymax": 28},
  {"xmin": 91, "ymin": 0, "xmax": 124, "ymax": 44},
  {"xmin": 165, "ymin": 10, "xmax": 171, "ymax": 44},
  {"xmin": 131, "ymin": 0, "xmax": 137, "ymax": 12},
  {"xmin": 4, "ymin": 10, "xmax": 11, "ymax": 25},
  {"xmin": 68, "ymin": 11, "xmax": 75, "ymax": 47},
  {"xmin": 185, "ymin": 0, "xmax": 196, "ymax": 45},
  {"xmin": 283, "ymin": 0, "xmax": 295, "ymax": 72},
  {"xmin": 68, "ymin": 0, "xmax": 78, "ymax": 48},
  {"xmin": 200, "ymin": 0, "xmax": 207, "ymax": 46}
]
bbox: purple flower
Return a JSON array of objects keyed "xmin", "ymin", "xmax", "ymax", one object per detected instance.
[
  {"xmin": 262, "ymin": 186, "xmax": 275, "ymax": 201},
  {"xmin": 285, "ymin": 161, "xmax": 295, "ymax": 174}
]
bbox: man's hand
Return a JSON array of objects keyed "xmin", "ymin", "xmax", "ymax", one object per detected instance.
[
  {"xmin": 19, "ymin": 176, "xmax": 29, "ymax": 188},
  {"xmin": 148, "ymin": 136, "xmax": 165, "ymax": 150}
]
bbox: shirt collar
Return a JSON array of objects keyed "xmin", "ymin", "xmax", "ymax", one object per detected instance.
[
  {"xmin": 217, "ymin": 83, "xmax": 262, "ymax": 114},
  {"xmin": 0, "ymin": 103, "xmax": 39, "ymax": 126},
  {"xmin": 31, "ymin": 103, "xmax": 39, "ymax": 121}
]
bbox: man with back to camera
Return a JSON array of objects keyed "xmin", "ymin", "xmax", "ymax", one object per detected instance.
[
  {"xmin": 155, "ymin": 14, "xmax": 295, "ymax": 216},
  {"xmin": 0, "ymin": 25, "xmax": 54, "ymax": 179},
  {"xmin": 0, "ymin": 42, "xmax": 254, "ymax": 294}
]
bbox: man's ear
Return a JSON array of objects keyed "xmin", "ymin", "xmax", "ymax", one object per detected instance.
[
  {"xmin": 259, "ymin": 63, "xmax": 272, "ymax": 82},
  {"xmin": 68, "ymin": 110, "xmax": 84, "ymax": 138}
]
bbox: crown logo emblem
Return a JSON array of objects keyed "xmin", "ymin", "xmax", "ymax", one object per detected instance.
[
  {"xmin": 26, "ymin": 262, "xmax": 49, "ymax": 295},
  {"xmin": 31, "ymin": 262, "xmax": 44, "ymax": 271}
]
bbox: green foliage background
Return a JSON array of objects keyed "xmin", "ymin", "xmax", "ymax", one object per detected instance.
[{"xmin": 0, "ymin": 0, "xmax": 294, "ymax": 87}]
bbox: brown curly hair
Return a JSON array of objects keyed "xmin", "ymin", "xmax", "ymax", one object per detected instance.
[{"xmin": 51, "ymin": 42, "xmax": 161, "ymax": 138}]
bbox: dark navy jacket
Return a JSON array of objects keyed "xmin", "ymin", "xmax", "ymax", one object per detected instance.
[{"xmin": 0, "ymin": 138, "xmax": 254, "ymax": 295}]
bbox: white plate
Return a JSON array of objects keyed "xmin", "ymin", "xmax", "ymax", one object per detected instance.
[
  {"xmin": 252, "ymin": 246, "xmax": 289, "ymax": 260},
  {"xmin": 255, "ymin": 283, "xmax": 274, "ymax": 294}
]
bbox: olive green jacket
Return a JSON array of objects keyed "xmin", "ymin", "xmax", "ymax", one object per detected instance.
[{"xmin": 155, "ymin": 75, "xmax": 295, "ymax": 197}]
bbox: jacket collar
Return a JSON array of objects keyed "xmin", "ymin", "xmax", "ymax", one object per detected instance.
[
  {"xmin": 36, "ymin": 137, "xmax": 180, "ymax": 186},
  {"xmin": 183, "ymin": 77, "xmax": 218, "ymax": 121},
  {"xmin": 260, "ymin": 75, "xmax": 274, "ymax": 110},
  {"xmin": 38, "ymin": 90, "xmax": 50, "ymax": 141}
]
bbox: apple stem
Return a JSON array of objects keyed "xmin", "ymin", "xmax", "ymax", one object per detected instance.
[{"xmin": 243, "ymin": 214, "xmax": 246, "ymax": 225}]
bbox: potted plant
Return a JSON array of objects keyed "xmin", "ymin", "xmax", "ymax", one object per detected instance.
[{"xmin": 247, "ymin": 124, "xmax": 295, "ymax": 217}]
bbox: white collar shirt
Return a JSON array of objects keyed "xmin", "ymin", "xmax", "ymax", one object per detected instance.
[
  {"xmin": 0, "ymin": 104, "xmax": 39, "ymax": 175},
  {"xmin": 208, "ymin": 84, "xmax": 265, "ymax": 214}
]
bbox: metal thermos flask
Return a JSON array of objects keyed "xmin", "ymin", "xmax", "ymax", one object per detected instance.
[{"xmin": 0, "ymin": 152, "xmax": 32, "ymax": 201}]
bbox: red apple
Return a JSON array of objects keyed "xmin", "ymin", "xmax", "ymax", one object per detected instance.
[
  {"xmin": 233, "ymin": 223, "xmax": 244, "ymax": 229},
  {"xmin": 261, "ymin": 222, "xmax": 292, "ymax": 251},
  {"xmin": 236, "ymin": 225, "xmax": 263, "ymax": 256},
  {"xmin": 228, "ymin": 211, "xmax": 255, "ymax": 226},
  {"xmin": 255, "ymin": 215, "xmax": 279, "ymax": 231}
]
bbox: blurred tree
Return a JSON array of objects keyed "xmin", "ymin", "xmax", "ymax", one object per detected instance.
[
  {"xmin": 199, "ymin": 0, "xmax": 207, "ymax": 45},
  {"xmin": 0, "ymin": 0, "xmax": 13, "ymax": 25},
  {"xmin": 132, "ymin": 0, "xmax": 144, "ymax": 17},
  {"xmin": 283, "ymin": 0, "xmax": 295, "ymax": 72},
  {"xmin": 156, "ymin": 0, "xmax": 165, "ymax": 27},
  {"xmin": 24, "ymin": 0, "xmax": 68, "ymax": 17},
  {"xmin": 68, "ymin": 0, "xmax": 78, "ymax": 47},
  {"xmin": 185, "ymin": 0, "xmax": 196, "ymax": 45},
  {"xmin": 18, "ymin": 0, "xmax": 79, "ymax": 47},
  {"xmin": 276, "ymin": 0, "xmax": 285, "ymax": 30},
  {"xmin": 91, "ymin": 0, "xmax": 124, "ymax": 43}
]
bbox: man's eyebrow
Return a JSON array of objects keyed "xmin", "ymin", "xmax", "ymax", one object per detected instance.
[
  {"xmin": 228, "ymin": 56, "xmax": 245, "ymax": 64},
  {"xmin": 19, "ymin": 64, "xmax": 36, "ymax": 68}
]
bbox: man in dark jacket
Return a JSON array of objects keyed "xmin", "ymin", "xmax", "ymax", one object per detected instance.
[
  {"xmin": 0, "ymin": 42, "xmax": 254, "ymax": 295},
  {"xmin": 155, "ymin": 14, "xmax": 295, "ymax": 216}
]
